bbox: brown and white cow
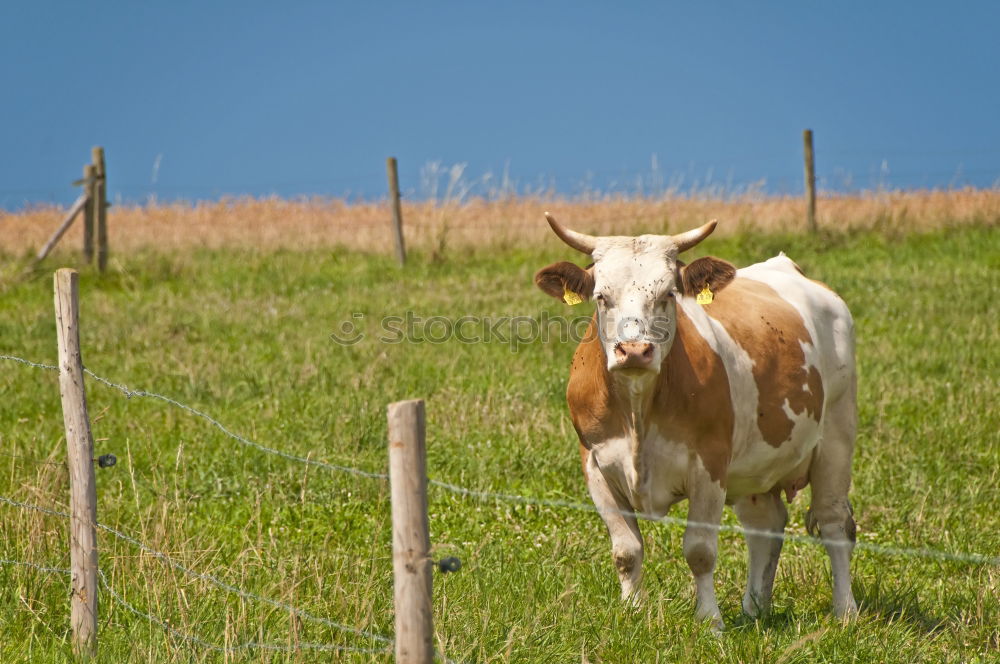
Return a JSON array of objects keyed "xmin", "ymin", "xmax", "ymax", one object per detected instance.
[{"xmin": 535, "ymin": 215, "xmax": 858, "ymax": 630}]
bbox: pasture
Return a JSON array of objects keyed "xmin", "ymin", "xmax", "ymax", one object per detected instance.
[{"xmin": 1, "ymin": 206, "xmax": 998, "ymax": 662}]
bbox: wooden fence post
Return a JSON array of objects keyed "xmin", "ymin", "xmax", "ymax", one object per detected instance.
[
  {"xmin": 54, "ymin": 268, "xmax": 99, "ymax": 658},
  {"xmin": 92, "ymin": 147, "xmax": 108, "ymax": 272},
  {"xmin": 387, "ymin": 399, "xmax": 432, "ymax": 664},
  {"xmin": 35, "ymin": 195, "xmax": 89, "ymax": 264},
  {"xmin": 386, "ymin": 157, "xmax": 407, "ymax": 266},
  {"xmin": 803, "ymin": 129, "xmax": 817, "ymax": 233},
  {"xmin": 82, "ymin": 165, "xmax": 96, "ymax": 262}
]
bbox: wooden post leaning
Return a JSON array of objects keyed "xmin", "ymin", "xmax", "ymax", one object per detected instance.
[
  {"xmin": 387, "ymin": 399, "xmax": 432, "ymax": 664},
  {"xmin": 54, "ymin": 268, "xmax": 99, "ymax": 658},
  {"xmin": 35, "ymin": 195, "xmax": 89, "ymax": 264}
]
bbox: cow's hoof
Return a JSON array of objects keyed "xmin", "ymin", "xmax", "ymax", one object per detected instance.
[
  {"xmin": 696, "ymin": 610, "xmax": 725, "ymax": 634},
  {"xmin": 742, "ymin": 594, "xmax": 771, "ymax": 619},
  {"xmin": 620, "ymin": 588, "xmax": 644, "ymax": 609}
]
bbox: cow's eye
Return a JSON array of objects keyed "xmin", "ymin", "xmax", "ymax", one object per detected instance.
[{"xmin": 595, "ymin": 293, "xmax": 611, "ymax": 307}]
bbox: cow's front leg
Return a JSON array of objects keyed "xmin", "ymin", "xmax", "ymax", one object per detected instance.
[
  {"xmin": 683, "ymin": 471, "xmax": 726, "ymax": 631},
  {"xmin": 585, "ymin": 452, "xmax": 644, "ymax": 604}
]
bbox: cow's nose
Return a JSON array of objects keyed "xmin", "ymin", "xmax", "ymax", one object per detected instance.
[{"xmin": 613, "ymin": 341, "xmax": 655, "ymax": 370}]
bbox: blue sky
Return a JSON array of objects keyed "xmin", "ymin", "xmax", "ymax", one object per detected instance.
[{"xmin": 2, "ymin": 1, "xmax": 998, "ymax": 209}]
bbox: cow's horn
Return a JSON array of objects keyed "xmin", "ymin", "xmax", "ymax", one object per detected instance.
[
  {"xmin": 671, "ymin": 219, "xmax": 718, "ymax": 253},
  {"xmin": 544, "ymin": 212, "xmax": 597, "ymax": 255}
]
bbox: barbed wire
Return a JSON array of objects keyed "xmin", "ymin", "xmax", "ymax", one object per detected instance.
[
  {"xmin": 81, "ymin": 369, "xmax": 389, "ymax": 481},
  {"xmin": 95, "ymin": 519, "xmax": 391, "ymax": 644},
  {"xmin": 3, "ymin": 353, "xmax": 999, "ymax": 568},
  {"xmin": 0, "ymin": 354, "xmax": 387, "ymax": 481},
  {"xmin": 0, "ymin": 557, "xmax": 72, "ymax": 576},
  {"xmin": 98, "ymin": 570, "xmax": 392, "ymax": 656},
  {"xmin": 426, "ymin": 480, "xmax": 1000, "ymax": 566},
  {"xmin": 0, "ymin": 557, "xmax": 390, "ymax": 656},
  {"xmin": 0, "ymin": 493, "xmax": 391, "ymax": 645},
  {"xmin": 0, "ymin": 355, "xmax": 58, "ymax": 371},
  {"xmin": 0, "ymin": 494, "xmax": 71, "ymax": 520}
]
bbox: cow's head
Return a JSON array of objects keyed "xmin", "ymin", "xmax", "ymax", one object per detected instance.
[{"xmin": 535, "ymin": 214, "xmax": 735, "ymax": 375}]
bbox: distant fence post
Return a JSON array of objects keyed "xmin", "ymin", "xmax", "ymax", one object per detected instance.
[
  {"xmin": 82, "ymin": 165, "xmax": 97, "ymax": 262},
  {"xmin": 803, "ymin": 129, "xmax": 817, "ymax": 233},
  {"xmin": 386, "ymin": 157, "xmax": 407, "ymax": 266},
  {"xmin": 35, "ymin": 195, "xmax": 89, "ymax": 265},
  {"xmin": 54, "ymin": 268, "xmax": 99, "ymax": 658},
  {"xmin": 387, "ymin": 399, "xmax": 432, "ymax": 664},
  {"xmin": 92, "ymin": 147, "xmax": 108, "ymax": 272}
]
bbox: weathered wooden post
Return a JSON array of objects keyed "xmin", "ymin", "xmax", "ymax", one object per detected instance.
[
  {"xmin": 35, "ymin": 195, "xmax": 89, "ymax": 264},
  {"xmin": 92, "ymin": 147, "xmax": 108, "ymax": 272},
  {"xmin": 386, "ymin": 157, "xmax": 407, "ymax": 266},
  {"xmin": 54, "ymin": 268, "xmax": 99, "ymax": 658},
  {"xmin": 803, "ymin": 129, "xmax": 817, "ymax": 233},
  {"xmin": 387, "ymin": 399, "xmax": 432, "ymax": 664},
  {"xmin": 82, "ymin": 165, "xmax": 97, "ymax": 262}
]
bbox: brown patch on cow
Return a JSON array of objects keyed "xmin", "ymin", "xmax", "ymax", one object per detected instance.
[
  {"xmin": 534, "ymin": 261, "xmax": 595, "ymax": 300},
  {"xmin": 566, "ymin": 315, "xmax": 628, "ymax": 444},
  {"xmin": 679, "ymin": 256, "xmax": 737, "ymax": 297},
  {"xmin": 651, "ymin": 308, "xmax": 735, "ymax": 484},
  {"xmin": 705, "ymin": 279, "xmax": 825, "ymax": 447},
  {"xmin": 565, "ymin": 312, "xmax": 734, "ymax": 485}
]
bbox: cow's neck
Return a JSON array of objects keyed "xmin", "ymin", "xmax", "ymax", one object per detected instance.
[
  {"xmin": 609, "ymin": 369, "xmax": 657, "ymax": 495},
  {"xmin": 604, "ymin": 304, "xmax": 701, "ymax": 493},
  {"xmin": 610, "ymin": 373, "xmax": 656, "ymax": 432}
]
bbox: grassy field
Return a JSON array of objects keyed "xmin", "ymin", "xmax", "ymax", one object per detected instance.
[{"xmin": 1, "ymin": 216, "xmax": 998, "ymax": 662}]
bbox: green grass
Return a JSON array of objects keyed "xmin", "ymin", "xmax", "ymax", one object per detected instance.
[{"xmin": 1, "ymin": 226, "xmax": 998, "ymax": 663}]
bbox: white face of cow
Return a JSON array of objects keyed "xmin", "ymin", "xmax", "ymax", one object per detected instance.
[
  {"xmin": 590, "ymin": 237, "xmax": 681, "ymax": 375},
  {"xmin": 535, "ymin": 214, "xmax": 734, "ymax": 376}
]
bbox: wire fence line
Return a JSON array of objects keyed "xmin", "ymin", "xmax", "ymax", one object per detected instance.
[
  {"xmin": 81, "ymin": 369, "xmax": 390, "ymax": 481},
  {"xmin": 97, "ymin": 570, "xmax": 392, "ymax": 657},
  {"xmin": 3, "ymin": 351, "xmax": 998, "ymax": 662},
  {"xmin": 0, "ymin": 557, "xmax": 73, "ymax": 577},
  {"xmin": 0, "ymin": 355, "xmax": 58, "ymax": 371},
  {"xmin": 426, "ymin": 479, "xmax": 1000, "ymax": 567},
  {"xmin": 0, "ymin": 494, "xmax": 391, "ymax": 646},
  {"xmin": 4, "ymin": 352, "xmax": 1000, "ymax": 568},
  {"xmin": 0, "ymin": 558, "xmax": 391, "ymax": 657},
  {"xmin": 0, "ymin": 354, "xmax": 387, "ymax": 480}
]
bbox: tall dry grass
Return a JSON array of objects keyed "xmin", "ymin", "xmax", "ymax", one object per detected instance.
[{"xmin": 2, "ymin": 189, "xmax": 998, "ymax": 257}]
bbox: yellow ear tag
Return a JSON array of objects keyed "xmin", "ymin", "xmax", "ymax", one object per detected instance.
[
  {"xmin": 562, "ymin": 287, "xmax": 583, "ymax": 306},
  {"xmin": 696, "ymin": 284, "xmax": 714, "ymax": 305}
]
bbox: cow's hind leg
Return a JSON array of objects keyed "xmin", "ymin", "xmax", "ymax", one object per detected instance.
[
  {"xmin": 584, "ymin": 452, "xmax": 644, "ymax": 604},
  {"xmin": 807, "ymin": 389, "xmax": 858, "ymax": 619},
  {"xmin": 734, "ymin": 492, "xmax": 787, "ymax": 617}
]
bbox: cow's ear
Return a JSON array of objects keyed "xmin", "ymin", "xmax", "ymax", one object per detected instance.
[
  {"xmin": 534, "ymin": 261, "xmax": 595, "ymax": 301},
  {"xmin": 679, "ymin": 256, "xmax": 737, "ymax": 297}
]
